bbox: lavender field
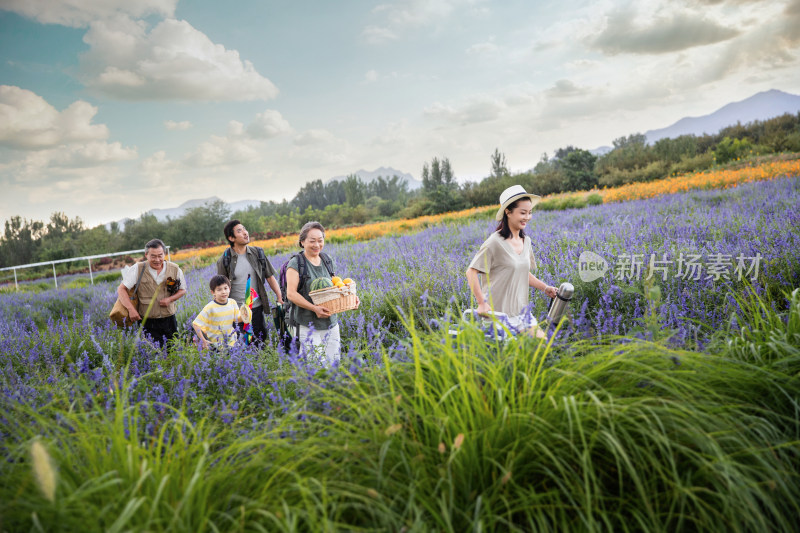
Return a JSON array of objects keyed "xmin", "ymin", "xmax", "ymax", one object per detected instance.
[{"xmin": 1, "ymin": 177, "xmax": 799, "ymax": 531}]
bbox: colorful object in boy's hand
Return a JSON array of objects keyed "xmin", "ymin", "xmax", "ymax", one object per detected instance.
[{"xmin": 241, "ymin": 274, "xmax": 258, "ymax": 345}]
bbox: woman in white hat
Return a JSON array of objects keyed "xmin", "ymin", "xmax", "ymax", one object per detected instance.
[{"xmin": 465, "ymin": 185, "xmax": 558, "ymax": 336}]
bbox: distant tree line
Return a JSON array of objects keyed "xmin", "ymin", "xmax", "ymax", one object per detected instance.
[
  {"xmin": 460, "ymin": 111, "xmax": 800, "ymax": 207},
  {"xmin": 2, "ymin": 112, "xmax": 799, "ymax": 268}
]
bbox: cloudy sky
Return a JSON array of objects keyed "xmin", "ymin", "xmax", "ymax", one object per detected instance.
[{"xmin": 2, "ymin": 0, "xmax": 799, "ymax": 227}]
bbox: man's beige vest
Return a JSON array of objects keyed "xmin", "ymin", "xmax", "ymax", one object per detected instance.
[{"xmin": 136, "ymin": 262, "xmax": 180, "ymax": 319}]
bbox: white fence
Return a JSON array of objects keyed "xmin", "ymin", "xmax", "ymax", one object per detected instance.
[{"xmin": 0, "ymin": 247, "xmax": 171, "ymax": 290}]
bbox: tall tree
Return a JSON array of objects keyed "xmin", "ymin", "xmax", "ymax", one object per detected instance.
[
  {"xmin": 490, "ymin": 148, "xmax": 509, "ymax": 178},
  {"xmin": 0, "ymin": 216, "xmax": 44, "ymax": 267},
  {"xmin": 367, "ymin": 175, "xmax": 409, "ymax": 202},
  {"xmin": 122, "ymin": 213, "xmax": 168, "ymax": 250},
  {"xmin": 561, "ymin": 149, "xmax": 598, "ymax": 191},
  {"xmin": 342, "ymin": 174, "xmax": 365, "ymax": 207},
  {"xmin": 39, "ymin": 212, "xmax": 85, "ymax": 261},
  {"xmin": 421, "ymin": 156, "xmax": 461, "ymax": 214},
  {"xmin": 167, "ymin": 199, "xmax": 231, "ymax": 247}
]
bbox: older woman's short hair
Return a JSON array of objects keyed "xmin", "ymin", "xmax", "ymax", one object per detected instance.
[{"xmin": 298, "ymin": 221, "xmax": 325, "ymax": 248}]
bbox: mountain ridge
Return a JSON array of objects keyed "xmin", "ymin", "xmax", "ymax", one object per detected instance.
[{"xmin": 644, "ymin": 89, "xmax": 800, "ymax": 143}]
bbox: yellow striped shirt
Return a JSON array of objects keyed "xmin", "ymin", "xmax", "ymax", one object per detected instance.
[{"xmin": 193, "ymin": 299, "xmax": 238, "ymax": 346}]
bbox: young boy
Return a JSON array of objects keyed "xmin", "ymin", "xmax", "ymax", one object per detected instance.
[{"xmin": 192, "ymin": 275, "xmax": 247, "ymax": 349}]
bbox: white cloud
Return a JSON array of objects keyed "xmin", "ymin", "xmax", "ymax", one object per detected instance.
[
  {"xmin": 566, "ymin": 59, "xmax": 601, "ymax": 69},
  {"xmin": 146, "ymin": 109, "xmax": 291, "ymax": 171},
  {"xmin": 0, "ymin": 85, "xmax": 109, "ymax": 149},
  {"xmin": 47, "ymin": 141, "xmax": 137, "ymax": 168},
  {"xmin": 184, "ymin": 135, "xmax": 261, "ymax": 167},
  {"xmin": 373, "ymin": 0, "xmax": 464, "ymax": 27},
  {"xmin": 371, "ymin": 119, "xmax": 411, "ymax": 147},
  {"xmin": 293, "ymin": 129, "xmax": 337, "ymax": 146},
  {"xmin": 364, "ymin": 69, "xmax": 380, "ymax": 83},
  {"xmin": 140, "ymin": 149, "xmax": 182, "ymax": 184},
  {"xmin": 692, "ymin": 0, "xmax": 800, "ymax": 82},
  {"xmin": 0, "ymin": 87, "xmax": 139, "ymax": 184},
  {"xmin": 590, "ymin": 9, "xmax": 741, "ymax": 55},
  {"xmin": 289, "ymin": 129, "xmax": 352, "ymax": 166},
  {"xmin": 424, "ymin": 96, "xmax": 506, "ymax": 125},
  {"xmin": 362, "ymin": 25, "xmax": 398, "ymax": 44},
  {"xmin": 164, "ymin": 120, "xmax": 192, "ymax": 130},
  {"xmin": 245, "ymin": 110, "xmax": 291, "ymax": 139},
  {"xmin": 363, "ymin": 0, "xmax": 487, "ymax": 44},
  {"xmin": 81, "ymin": 17, "xmax": 279, "ymax": 101},
  {"xmin": 0, "ymin": 0, "xmax": 177, "ymax": 28},
  {"xmin": 545, "ymin": 79, "xmax": 588, "ymax": 98},
  {"xmin": 466, "ymin": 38, "xmax": 499, "ymax": 56}
]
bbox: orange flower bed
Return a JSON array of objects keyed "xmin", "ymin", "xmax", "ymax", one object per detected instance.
[
  {"xmin": 602, "ymin": 159, "xmax": 800, "ymax": 203},
  {"xmin": 170, "ymin": 206, "xmax": 496, "ymax": 262}
]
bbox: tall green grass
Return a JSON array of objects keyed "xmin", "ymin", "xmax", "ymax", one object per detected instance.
[{"xmin": 2, "ymin": 291, "xmax": 799, "ymax": 531}]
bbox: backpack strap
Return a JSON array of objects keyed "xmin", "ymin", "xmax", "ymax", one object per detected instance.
[
  {"xmin": 296, "ymin": 251, "xmax": 309, "ymax": 291},
  {"xmin": 286, "ymin": 251, "xmax": 308, "ymax": 335},
  {"xmin": 129, "ymin": 262, "xmax": 147, "ymax": 313},
  {"xmin": 222, "ymin": 248, "xmax": 232, "ymax": 276},
  {"xmin": 133, "ymin": 262, "xmax": 146, "ymax": 295},
  {"xmin": 319, "ymin": 252, "xmax": 334, "ymax": 277},
  {"xmin": 255, "ymin": 247, "xmax": 268, "ymax": 278}
]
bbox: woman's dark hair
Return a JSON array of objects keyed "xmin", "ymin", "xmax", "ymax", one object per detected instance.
[
  {"xmin": 223, "ymin": 219, "xmax": 242, "ymax": 246},
  {"xmin": 298, "ymin": 221, "xmax": 325, "ymax": 248},
  {"xmin": 209, "ymin": 274, "xmax": 230, "ymax": 291},
  {"xmin": 496, "ymin": 198, "xmax": 529, "ymax": 239}
]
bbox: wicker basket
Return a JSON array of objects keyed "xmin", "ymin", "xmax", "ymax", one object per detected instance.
[{"xmin": 309, "ymin": 282, "xmax": 358, "ymax": 314}]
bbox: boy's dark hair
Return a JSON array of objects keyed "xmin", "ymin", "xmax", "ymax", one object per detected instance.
[
  {"xmin": 223, "ymin": 219, "xmax": 242, "ymax": 246},
  {"xmin": 209, "ymin": 274, "xmax": 231, "ymax": 291}
]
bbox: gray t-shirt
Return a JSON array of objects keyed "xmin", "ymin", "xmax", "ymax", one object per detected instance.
[
  {"xmin": 288, "ymin": 254, "xmax": 338, "ymax": 331},
  {"xmin": 230, "ymin": 252, "xmax": 261, "ymax": 309},
  {"xmin": 468, "ymin": 232, "xmax": 537, "ymax": 317}
]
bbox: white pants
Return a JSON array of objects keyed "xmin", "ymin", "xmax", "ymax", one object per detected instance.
[
  {"xmin": 298, "ymin": 324, "xmax": 341, "ymax": 367},
  {"xmin": 507, "ymin": 312, "xmax": 538, "ymax": 331},
  {"xmin": 483, "ymin": 312, "xmax": 543, "ymax": 339}
]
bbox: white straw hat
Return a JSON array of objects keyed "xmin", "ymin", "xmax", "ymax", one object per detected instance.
[{"xmin": 495, "ymin": 185, "xmax": 541, "ymax": 221}]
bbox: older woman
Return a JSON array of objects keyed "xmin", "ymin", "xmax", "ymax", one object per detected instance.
[
  {"xmin": 286, "ymin": 221, "xmax": 356, "ymax": 366},
  {"xmin": 465, "ymin": 185, "xmax": 557, "ymax": 336}
]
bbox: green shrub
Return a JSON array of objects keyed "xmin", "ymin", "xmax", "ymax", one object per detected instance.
[
  {"xmin": 536, "ymin": 198, "xmax": 563, "ymax": 211},
  {"xmin": 781, "ymin": 131, "xmax": 800, "ymax": 152},
  {"xmin": 672, "ymin": 151, "xmax": 715, "ymax": 174},
  {"xmin": 93, "ymin": 272, "xmax": 121, "ymax": 284},
  {"xmin": 561, "ymin": 196, "xmax": 587, "ymax": 209},
  {"xmin": 599, "ymin": 160, "xmax": 671, "ymax": 187},
  {"xmin": 714, "ymin": 136, "xmax": 753, "ymax": 164},
  {"xmin": 586, "ymin": 193, "xmax": 603, "ymax": 206},
  {"xmin": 64, "ymin": 278, "xmax": 90, "ymax": 289},
  {"xmin": 326, "ymin": 233, "xmax": 356, "ymax": 244}
]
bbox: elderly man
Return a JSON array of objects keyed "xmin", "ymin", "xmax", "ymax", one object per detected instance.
[{"xmin": 116, "ymin": 238, "xmax": 187, "ymax": 345}]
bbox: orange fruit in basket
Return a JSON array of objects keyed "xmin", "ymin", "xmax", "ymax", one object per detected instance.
[
  {"xmin": 334, "ymin": 281, "xmax": 345, "ymax": 288},
  {"xmin": 331, "ymin": 276, "xmax": 342, "ymax": 285},
  {"xmin": 342, "ymin": 277, "xmax": 353, "ymax": 284}
]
